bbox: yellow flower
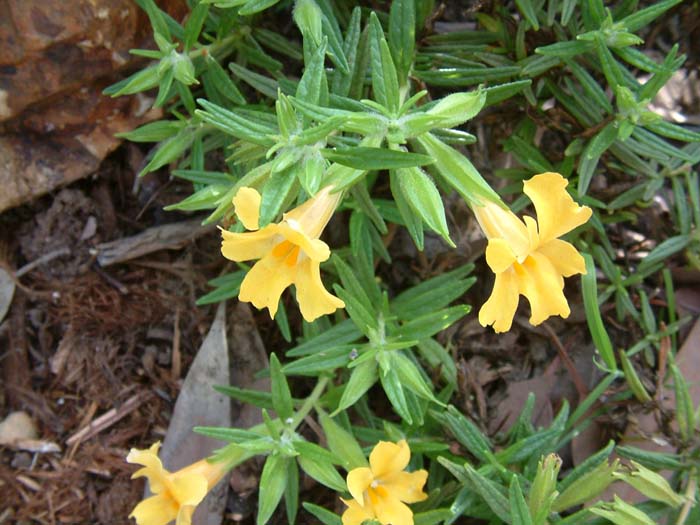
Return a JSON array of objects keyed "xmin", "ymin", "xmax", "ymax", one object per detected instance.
[
  {"xmin": 127, "ymin": 442, "xmax": 228, "ymax": 525},
  {"xmin": 221, "ymin": 186, "xmax": 345, "ymax": 322},
  {"xmin": 475, "ymin": 172, "xmax": 592, "ymax": 333},
  {"xmin": 342, "ymin": 440, "xmax": 428, "ymax": 525}
]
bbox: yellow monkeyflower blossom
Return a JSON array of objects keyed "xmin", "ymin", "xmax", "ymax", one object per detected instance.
[
  {"xmin": 342, "ymin": 440, "xmax": 428, "ymax": 525},
  {"xmin": 474, "ymin": 172, "xmax": 592, "ymax": 333},
  {"xmin": 221, "ymin": 185, "xmax": 345, "ymax": 322},
  {"xmin": 127, "ymin": 442, "xmax": 229, "ymax": 525}
]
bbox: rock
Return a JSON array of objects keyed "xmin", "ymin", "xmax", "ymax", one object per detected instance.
[{"xmin": 0, "ymin": 411, "xmax": 38, "ymax": 445}]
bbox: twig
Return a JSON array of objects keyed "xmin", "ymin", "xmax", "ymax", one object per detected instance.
[
  {"xmin": 541, "ymin": 322, "xmax": 589, "ymax": 399},
  {"xmin": 65, "ymin": 392, "xmax": 151, "ymax": 446},
  {"xmin": 172, "ymin": 307, "xmax": 181, "ymax": 380},
  {"xmin": 15, "ymin": 248, "xmax": 70, "ymax": 278}
]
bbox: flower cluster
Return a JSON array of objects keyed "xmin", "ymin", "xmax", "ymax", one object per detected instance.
[
  {"xmin": 342, "ymin": 440, "xmax": 428, "ymax": 525},
  {"xmin": 474, "ymin": 172, "xmax": 592, "ymax": 333}
]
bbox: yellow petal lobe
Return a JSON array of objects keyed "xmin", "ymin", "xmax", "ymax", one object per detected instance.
[
  {"xmin": 294, "ymin": 258, "xmax": 345, "ymax": 322},
  {"xmin": 232, "ymin": 187, "xmax": 261, "ymax": 230},
  {"xmin": 346, "ymin": 467, "xmax": 374, "ymax": 506},
  {"xmin": 523, "ymin": 172, "xmax": 592, "ymax": 243},
  {"xmin": 479, "ymin": 269, "xmax": 520, "ymax": 333},
  {"xmin": 369, "ymin": 440, "xmax": 410, "ymax": 479}
]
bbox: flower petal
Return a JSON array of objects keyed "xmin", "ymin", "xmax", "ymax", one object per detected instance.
[
  {"xmin": 277, "ymin": 222, "xmax": 331, "ymax": 261},
  {"xmin": 170, "ymin": 472, "xmax": 208, "ymax": 507},
  {"xmin": 369, "ymin": 440, "xmax": 410, "ymax": 479},
  {"xmin": 523, "ymin": 172, "xmax": 592, "ymax": 243},
  {"xmin": 221, "ymin": 226, "xmax": 278, "ymax": 262},
  {"xmin": 346, "ymin": 467, "xmax": 374, "ymax": 506},
  {"xmin": 473, "ymin": 200, "xmax": 530, "ymax": 258},
  {"xmin": 370, "ymin": 489, "xmax": 415, "ymax": 525},
  {"xmin": 294, "ymin": 258, "xmax": 345, "ymax": 322},
  {"xmin": 381, "ymin": 470, "xmax": 429, "ymax": 504},
  {"xmin": 129, "ymin": 494, "xmax": 179, "ymax": 525},
  {"xmin": 127, "ymin": 443, "xmax": 167, "ymax": 494},
  {"xmin": 538, "ymin": 239, "xmax": 586, "ymax": 277},
  {"xmin": 283, "ymin": 186, "xmax": 341, "ymax": 239},
  {"xmin": 341, "ymin": 497, "xmax": 376, "ymax": 525},
  {"xmin": 233, "ymin": 187, "xmax": 261, "ymax": 231},
  {"xmin": 239, "ymin": 253, "xmax": 295, "ymax": 318},
  {"xmin": 175, "ymin": 505, "xmax": 196, "ymax": 525},
  {"xmin": 479, "ymin": 268, "xmax": 520, "ymax": 333},
  {"xmin": 485, "ymin": 238, "xmax": 517, "ymax": 274},
  {"xmin": 517, "ymin": 252, "xmax": 570, "ymax": 326}
]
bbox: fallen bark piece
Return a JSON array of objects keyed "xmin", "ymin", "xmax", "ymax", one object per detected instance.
[{"xmin": 95, "ymin": 218, "xmax": 216, "ymax": 266}]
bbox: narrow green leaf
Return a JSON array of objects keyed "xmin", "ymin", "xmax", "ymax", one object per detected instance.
[
  {"xmin": 319, "ymin": 412, "xmax": 368, "ymax": 470},
  {"xmin": 322, "ymin": 147, "xmax": 433, "ymax": 170},
  {"xmin": 388, "ymin": 0, "xmax": 416, "ymax": 86},
  {"xmin": 581, "ymin": 254, "xmax": 616, "ymax": 371},
  {"xmin": 270, "ymin": 353, "xmax": 294, "ymax": 421},
  {"xmin": 510, "ymin": 476, "xmax": 533, "ymax": 525},
  {"xmin": 257, "ymin": 454, "xmax": 289, "ymax": 525}
]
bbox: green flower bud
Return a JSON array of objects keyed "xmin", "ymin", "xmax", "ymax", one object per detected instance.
[
  {"xmin": 553, "ymin": 459, "xmax": 621, "ymax": 511},
  {"xmin": 529, "ymin": 454, "xmax": 562, "ymax": 518},
  {"xmin": 590, "ymin": 495, "xmax": 656, "ymax": 525},
  {"xmin": 615, "ymin": 461, "xmax": 687, "ymax": 507}
]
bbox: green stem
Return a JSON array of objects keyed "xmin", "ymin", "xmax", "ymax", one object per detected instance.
[{"xmin": 291, "ymin": 375, "xmax": 330, "ymax": 429}]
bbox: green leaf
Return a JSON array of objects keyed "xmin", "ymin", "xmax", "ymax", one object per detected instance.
[
  {"xmin": 392, "ymin": 352, "xmax": 439, "ymax": 403},
  {"xmin": 322, "ymin": 147, "xmax": 433, "ymax": 170},
  {"xmin": 116, "ymin": 120, "xmax": 186, "ymax": 142},
  {"xmin": 379, "ymin": 365, "xmax": 412, "ymax": 424},
  {"xmin": 196, "ymin": 99, "xmax": 275, "ymax": 146},
  {"xmin": 395, "ymin": 305, "xmax": 471, "ymax": 341},
  {"xmin": 285, "ymin": 459, "xmax": 299, "ymax": 525},
  {"xmin": 369, "ymin": 12, "xmax": 400, "ymax": 113},
  {"xmin": 302, "ymin": 502, "xmax": 342, "ymax": 525},
  {"xmin": 334, "ymin": 360, "xmax": 378, "ymax": 414},
  {"xmin": 257, "ymin": 454, "xmax": 289, "ymax": 525},
  {"xmin": 183, "ymin": 2, "xmax": 209, "ymax": 50},
  {"xmin": 390, "ymin": 170, "xmax": 424, "ymax": 250},
  {"xmin": 295, "ymin": 441, "xmax": 346, "ymax": 491},
  {"xmin": 415, "ymin": 133, "xmax": 500, "ymax": 207},
  {"xmin": 670, "ymin": 358, "xmax": 695, "ymax": 442},
  {"xmin": 259, "ymin": 167, "xmax": 297, "ymax": 227},
  {"xmin": 510, "ymin": 476, "xmax": 533, "ymax": 525},
  {"xmin": 581, "ymin": 254, "xmax": 616, "ymax": 371},
  {"xmin": 205, "ymin": 57, "xmax": 246, "ymax": 105},
  {"xmin": 270, "ymin": 353, "xmax": 294, "ymax": 421},
  {"xmin": 536, "ymin": 40, "xmax": 591, "ymax": 57},
  {"xmin": 388, "ymin": 0, "xmax": 416, "ymax": 86},
  {"xmin": 515, "ymin": 0, "xmax": 539, "ymax": 30},
  {"xmin": 395, "ymin": 166, "xmax": 453, "ymax": 245},
  {"xmin": 464, "ymin": 465, "xmax": 510, "ymax": 522},
  {"xmin": 619, "ymin": 350, "xmax": 652, "ymax": 403},
  {"xmin": 617, "ymin": 0, "xmax": 683, "ymax": 32},
  {"xmin": 425, "ymin": 89, "xmax": 486, "ymax": 129},
  {"xmin": 319, "ymin": 412, "xmax": 368, "ymax": 470},
  {"xmin": 294, "ymin": 0, "xmax": 323, "ymax": 46},
  {"xmin": 297, "ymin": 40, "xmax": 328, "ymax": 106},
  {"xmin": 639, "ymin": 235, "xmax": 690, "ymax": 271},
  {"xmin": 239, "ymin": 0, "xmax": 280, "ymax": 15},
  {"xmin": 139, "ymin": 129, "xmax": 194, "ymax": 176}
]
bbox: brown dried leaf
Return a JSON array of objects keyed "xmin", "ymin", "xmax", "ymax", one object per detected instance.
[{"xmin": 159, "ymin": 302, "xmax": 231, "ymax": 525}]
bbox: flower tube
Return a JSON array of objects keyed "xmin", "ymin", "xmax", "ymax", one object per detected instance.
[
  {"xmin": 473, "ymin": 172, "xmax": 592, "ymax": 333},
  {"xmin": 221, "ymin": 186, "xmax": 345, "ymax": 322}
]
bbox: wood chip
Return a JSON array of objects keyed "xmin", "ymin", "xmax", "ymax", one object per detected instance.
[
  {"xmin": 66, "ymin": 392, "xmax": 150, "ymax": 446},
  {"xmin": 95, "ymin": 218, "xmax": 216, "ymax": 267}
]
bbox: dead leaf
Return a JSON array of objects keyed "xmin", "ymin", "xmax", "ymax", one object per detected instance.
[
  {"xmin": 159, "ymin": 302, "xmax": 231, "ymax": 525},
  {"xmin": 0, "ymin": 266, "xmax": 14, "ymax": 323},
  {"xmin": 95, "ymin": 218, "xmax": 216, "ymax": 267},
  {"xmin": 609, "ymin": 317, "xmax": 700, "ymax": 504}
]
